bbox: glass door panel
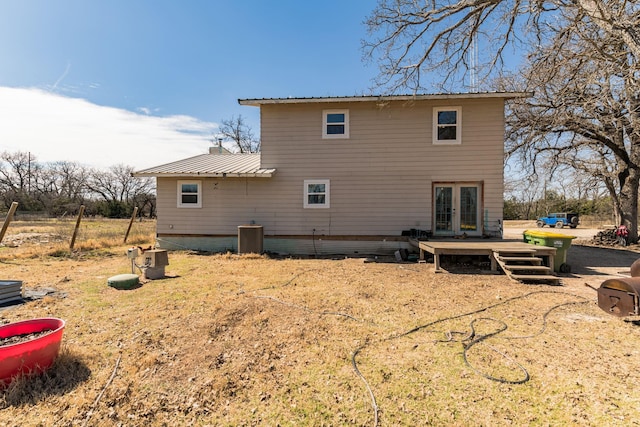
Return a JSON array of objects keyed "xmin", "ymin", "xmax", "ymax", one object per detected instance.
[
  {"xmin": 459, "ymin": 186, "xmax": 478, "ymax": 232},
  {"xmin": 435, "ymin": 186, "xmax": 453, "ymax": 233}
]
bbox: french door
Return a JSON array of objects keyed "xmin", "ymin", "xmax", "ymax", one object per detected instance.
[{"xmin": 434, "ymin": 183, "xmax": 482, "ymax": 236}]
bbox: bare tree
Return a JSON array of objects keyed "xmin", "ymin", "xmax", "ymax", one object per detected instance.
[
  {"xmin": 218, "ymin": 115, "xmax": 260, "ymax": 153},
  {"xmin": 0, "ymin": 151, "xmax": 156, "ymax": 218},
  {"xmin": 86, "ymin": 164, "xmax": 155, "ymax": 217},
  {"xmin": 504, "ymin": 173, "xmax": 546, "ymax": 219},
  {"xmin": 364, "ymin": 0, "xmax": 640, "ymax": 92},
  {"xmin": 48, "ymin": 161, "xmax": 89, "ymax": 200},
  {"xmin": 0, "ymin": 151, "xmax": 42, "ymax": 210},
  {"xmin": 26, "ymin": 161, "xmax": 90, "ymax": 215},
  {"xmin": 503, "ymin": 15, "xmax": 640, "ymax": 239}
]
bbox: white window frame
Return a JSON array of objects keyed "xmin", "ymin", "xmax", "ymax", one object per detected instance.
[
  {"xmin": 177, "ymin": 180, "xmax": 202, "ymax": 208},
  {"xmin": 322, "ymin": 109, "xmax": 349, "ymax": 139},
  {"xmin": 303, "ymin": 179, "xmax": 330, "ymax": 209},
  {"xmin": 433, "ymin": 106, "xmax": 462, "ymax": 145}
]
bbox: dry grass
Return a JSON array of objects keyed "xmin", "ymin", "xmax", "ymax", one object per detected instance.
[
  {"xmin": 1, "ymin": 220, "xmax": 640, "ymax": 426},
  {"xmin": 0, "ymin": 218, "xmax": 155, "ymax": 260}
]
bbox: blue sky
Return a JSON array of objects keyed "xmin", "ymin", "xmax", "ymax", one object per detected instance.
[{"xmin": 0, "ymin": 1, "xmax": 380, "ymax": 169}]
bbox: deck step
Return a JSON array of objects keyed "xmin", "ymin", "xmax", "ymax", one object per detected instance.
[
  {"xmin": 493, "ymin": 249, "xmax": 537, "ymax": 255},
  {"xmin": 497, "ymin": 256, "xmax": 543, "ymax": 265},
  {"xmin": 510, "ymin": 274, "xmax": 562, "ymax": 283},
  {"xmin": 492, "ymin": 250, "xmax": 559, "ymax": 284},
  {"xmin": 502, "ymin": 265, "xmax": 551, "ymax": 272}
]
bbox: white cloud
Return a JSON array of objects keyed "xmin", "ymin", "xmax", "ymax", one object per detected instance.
[{"xmin": 0, "ymin": 87, "xmax": 217, "ymax": 170}]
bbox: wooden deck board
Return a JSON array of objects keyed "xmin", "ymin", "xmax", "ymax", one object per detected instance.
[{"xmin": 408, "ymin": 239, "xmax": 557, "ymax": 273}]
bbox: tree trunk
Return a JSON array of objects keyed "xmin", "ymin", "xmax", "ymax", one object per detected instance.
[{"xmin": 619, "ymin": 169, "xmax": 640, "ymax": 243}]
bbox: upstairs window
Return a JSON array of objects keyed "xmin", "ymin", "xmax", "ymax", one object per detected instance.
[
  {"xmin": 304, "ymin": 179, "xmax": 330, "ymax": 208},
  {"xmin": 177, "ymin": 180, "xmax": 202, "ymax": 208},
  {"xmin": 323, "ymin": 110, "xmax": 349, "ymax": 139},
  {"xmin": 433, "ymin": 106, "xmax": 462, "ymax": 144}
]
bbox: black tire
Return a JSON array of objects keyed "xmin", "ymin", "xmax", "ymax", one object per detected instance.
[
  {"xmin": 556, "ymin": 221, "xmax": 564, "ymax": 229},
  {"xmin": 536, "ymin": 220, "xmax": 544, "ymax": 228},
  {"xmin": 559, "ymin": 263, "xmax": 571, "ymax": 274}
]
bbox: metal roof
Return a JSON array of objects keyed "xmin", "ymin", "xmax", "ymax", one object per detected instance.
[
  {"xmin": 238, "ymin": 92, "xmax": 532, "ymax": 106},
  {"xmin": 132, "ymin": 153, "xmax": 275, "ymax": 178}
]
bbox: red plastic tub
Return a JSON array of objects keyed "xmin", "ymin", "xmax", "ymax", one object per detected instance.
[{"xmin": 0, "ymin": 318, "xmax": 65, "ymax": 387}]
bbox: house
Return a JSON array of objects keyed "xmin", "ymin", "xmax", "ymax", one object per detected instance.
[{"xmin": 133, "ymin": 93, "xmax": 528, "ymax": 255}]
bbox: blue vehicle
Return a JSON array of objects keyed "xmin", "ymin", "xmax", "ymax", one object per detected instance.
[{"xmin": 536, "ymin": 213, "xmax": 579, "ymax": 229}]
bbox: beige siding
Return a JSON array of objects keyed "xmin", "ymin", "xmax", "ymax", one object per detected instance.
[{"xmin": 156, "ymin": 98, "xmax": 505, "ymax": 240}]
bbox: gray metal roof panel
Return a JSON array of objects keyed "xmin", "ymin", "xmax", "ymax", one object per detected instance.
[
  {"xmin": 238, "ymin": 92, "xmax": 532, "ymax": 106},
  {"xmin": 133, "ymin": 153, "xmax": 275, "ymax": 177}
]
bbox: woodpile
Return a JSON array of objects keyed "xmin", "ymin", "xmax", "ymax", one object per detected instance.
[{"xmin": 592, "ymin": 229, "xmax": 623, "ymax": 246}]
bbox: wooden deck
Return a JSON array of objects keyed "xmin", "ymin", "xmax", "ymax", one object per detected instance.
[{"xmin": 409, "ymin": 238, "xmax": 557, "ymax": 274}]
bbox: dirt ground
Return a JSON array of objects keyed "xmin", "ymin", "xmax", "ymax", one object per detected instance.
[{"xmin": 1, "ymin": 224, "xmax": 640, "ymax": 425}]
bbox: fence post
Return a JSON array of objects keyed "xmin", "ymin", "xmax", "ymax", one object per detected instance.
[
  {"xmin": 69, "ymin": 205, "xmax": 86, "ymax": 251},
  {"xmin": 124, "ymin": 206, "xmax": 138, "ymax": 243},
  {"xmin": 0, "ymin": 202, "xmax": 19, "ymax": 244}
]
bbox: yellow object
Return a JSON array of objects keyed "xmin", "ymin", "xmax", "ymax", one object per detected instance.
[{"xmin": 522, "ymin": 230, "xmax": 576, "ymax": 239}]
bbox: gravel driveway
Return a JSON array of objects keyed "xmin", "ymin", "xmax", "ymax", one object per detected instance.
[
  {"xmin": 503, "ymin": 222, "xmax": 639, "ymax": 290},
  {"xmin": 503, "ymin": 224, "xmax": 600, "ymax": 240}
]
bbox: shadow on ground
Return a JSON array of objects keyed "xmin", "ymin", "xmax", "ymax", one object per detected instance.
[
  {"xmin": 567, "ymin": 244, "xmax": 640, "ymax": 276},
  {"xmin": 0, "ymin": 348, "xmax": 91, "ymax": 408}
]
